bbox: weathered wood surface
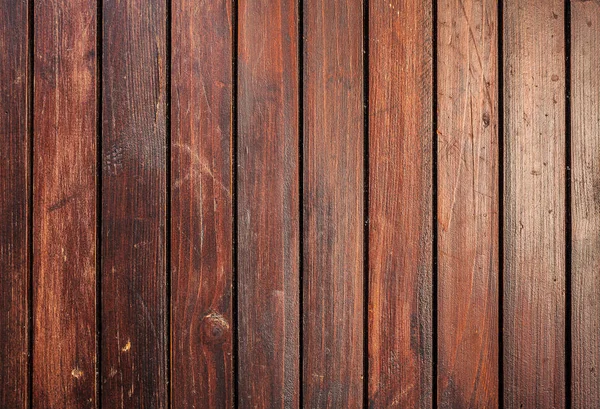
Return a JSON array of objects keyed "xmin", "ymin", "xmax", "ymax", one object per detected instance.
[
  {"xmin": 368, "ymin": 0, "xmax": 433, "ymax": 408},
  {"xmin": 171, "ymin": 0, "xmax": 233, "ymax": 407},
  {"xmin": 303, "ymin": 1, "xmax": 364, "ymax": 407},
  {"xmin": 437, "ymin": 0, "xmax": 499, "ymax": 407},
  {"xmin": 101, "ymin": 0, "xmax": 168, "ymax": 407},
  {"xmin": 572, "ymin": 0, "xmax": 600, "ymax": 407},
  {"xmin": 33, "ymin": 0, "xmax": 97, "ymax": 407},
  {"xmin": 237, "ymin": 0, "xmax": 300, "ymax": 407},
  {"xmin": 503, "ymin": 0, "xmax": 566, "ymax": 407},
  {"xmin": 0, "ymin": 0, "xmax": 29, "ymax": 407}
]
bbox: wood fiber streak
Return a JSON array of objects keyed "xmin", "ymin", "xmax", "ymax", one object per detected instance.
[
  {"xmin": 33, "ymin": 0, "xmax": 97, "ymax": 407},
  {"xmin": 101, "ymin": 0, "xmax": 167, "ymax": 407},
  {"xmin": 303, "ymin": 1, "xmax": 363, "ymax": 407},
  {"xmin": 368, "ymin": 1, "xmax": 433, "ymax": 408},
  {"xmin": 437, "ymin": 0, "xmax": 499, "ymax": 407},
  {"xmin": 0, "ymin": 0, "xmax": 29, "ymax": 407},
  {"xmin": 572, "ymin": 1, "xmax": 600, "ymax": 407},
  {"xmin": 503, "ymin": 0, "xmax": 565, "ymax": 407},
  {"xmin": 238, "ymin": 0, "xmax": 300, "ymax": 407},
  {"xmin": 171, "ymin": 0, "xmax": 233, "ymax": 407}
]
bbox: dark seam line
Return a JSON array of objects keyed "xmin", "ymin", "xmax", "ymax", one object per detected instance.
[
  {"xmin": 564, "ymin": 0, "xmax": 572, "ymax": 407},
  {"xmin": 432, "ymin": 0, "xmax": 439, "ymax": 407},
  {"xmin": 27, "ymin": 0, "xmax": 35, "ymax": 407},
  {"xmin": 165, "ymin": 0, "xmax": 172, "ymax": 407},
  {"xmin": 362, "ymin": 0, "xmax": 370, "ymax": 408},
  {"xmin": 232, "ymin": 0, "xmax": 239, "ymax": 407},
  {"xmin": 96, "ymin": 0, "xmax": 103, "ymax": 407},
  {"xmin": 498, "ymin": 0, "xmax": 504, "ymax": 407},
  {"xmin": 298, "ymin": 0, "xmax": 305, "ymax": 407}
]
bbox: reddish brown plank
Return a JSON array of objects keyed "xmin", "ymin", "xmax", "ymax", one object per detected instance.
[
  {"xmin": 437, "ymin": 0, "xmax": 499, "ymax": 407},
  {"xmin": 368, "ymin": 1, "xmax": 433, "ymax": 407},
  {"xmin": 101, "ymin": 0, "xmax": 167, "ymax": 407},
  {"xmin": 32, "ymin": 0, "xmax": 97, "ymax": 407},
  {"xmin": 237, "ymin": 0, "xmax": 300, "ymax": 407},
  {"xmin": 572, "ymin": 1, "xmax": 600, "ymax": 407},
  {"xmin": 0, "ymin": 0, "xmax": 29, "ymax": 407},
  {"xmin": 171, "ymin": 0, "xmax": 233, "ymax": 407},
  {"xmin": 503, "ymin": 0, "xmax": 565, "ymax": 407},
  {"xmin": 303, "ymin": 0, "xmax": 363, "ymax": 407}
]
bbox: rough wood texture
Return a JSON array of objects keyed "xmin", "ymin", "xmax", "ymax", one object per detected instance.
[
  {"xmin": 101, "ymin": 1, "xmax": 167, "ymax": 407},
  {"xmin": 0, "ymin": 0, "xmax": 29, "ymax": 407},
  {"xmin": 304, "ymin": 1, "xmax": 363, "ymax": 407},
  {"xmin": 368, "ymin": 1, "xmax": 433, "ymax": 408},
  {"xmin": 171, "ymin": 0, "xmax": 233, "ymax": 407},
  {"xmin": 237, "ymin": 0, "xmax": 300, "ymax": 407},
  {"xmin": 503, "ymin": 0, "xmax": 565, "ymax": 407},
  {"xmin": 33, "ymin": 1, "xmax": 97, "ymax": 407},
  {"xmin": 572, "ymin": 1, "xmax": 600, "ymax": 407},
  {"xmin": 437, "ymin": 0, "xmax": 499, "ymax": 407}
]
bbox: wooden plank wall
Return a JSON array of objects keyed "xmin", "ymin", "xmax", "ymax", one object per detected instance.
[{"xmin": 3, "ymin": 0, "xmax": 600, "ymax": 408}]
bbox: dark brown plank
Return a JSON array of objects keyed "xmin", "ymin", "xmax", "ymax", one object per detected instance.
[
  {"xmin": 101, "ymin": 0, "xmax": 167, "ymax": 407},
  {"xmin": 33, "ymin": 1, "xmax": 97, "ymax": 407},
  {"xmin": 503, "ymin": 0, "xmax": 565, "ymax": 407},
  {"xmin": 171, "ymin": 0, "xmax": 233, "ymax": 407},
  {"xmin": 0, "ymin": 0, "xmax": 29, "ymax": 407},
  {"xmin": 368, "ymin": 1, "xmax": 433, "ymax": 407},
  {"xmin": 437, "ymin": 0, "xmax": 499, "ymax": 407},
  {"xmin": 303, "ymin": 0, "xmax": 363, "ymax": 407},
  {"xmin": 572, "ymin": 1, "xmax": 600, "ymax": 407},
  {"xmin": 237, "ymin": 0, "xmax": 300, "ymax": 407}
]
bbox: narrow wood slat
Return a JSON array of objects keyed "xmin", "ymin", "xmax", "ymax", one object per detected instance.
[
  {"xmin": 0, "ymin": 0, "xmax": 29, "ymax": 407},
  {"xmin": 437, "ymin": 0, "xmax": 499, "ymax": 407},
  {"xmin": 33, "ymin": 1, "xmax": 97, "ymax": 407},
  {"xmin": 368, "ymin": 1, "xmax": 433, "ymax": 407},
  {"xmin": 303, "ymin": 0, "xmax": 363, "ymax": 407},
  {"xmin": 503, "ymin": 0, "xmax": 565, "ymax": 407},
  {"xmin": 171, "ymin": 0, "xmax": 233, "ymax": 407},
  {"xmin": 237, "ymin": 0, "xmax": 300, "ymax": 406},
  {"xmin": 572, "ymin": 1, "xmax": 600, "ymax": 407},
  {"xmin": 101, "ymin": 1, "xmax": 167, "ymax": 407}
]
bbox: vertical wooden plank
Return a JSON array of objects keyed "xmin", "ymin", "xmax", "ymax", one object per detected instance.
[
  {"xmin": 303, "ymin": 0, "xmax": 363, "ymax": 407},
  {"xmin": 0, "ymin": 0, "xmax": 29, "ymax": 407},
  {"xmin": 572, "ymin": 1, "xmax": 600, "ymax": 407},
  {"xmin": 171, "ymin": 0, "xmax": 233, "ymax": 407},
  {"xmin": 503, "ymin": 0, "xmax": 565, "ymax": 407},
  {"xmin": 437, "ymin": 0, "xmax": 499, "ymax": 407},
  {"xmin": 33, "ymin": 0, "xmax": 97, "ymax": 407},
  {"xmin": 101, "ymin": 0, "xmax": 167, "ymax": 407},
  {"xmin": 238, "ymin": 0, "xmax": 300, "ymax": 407},
  {"xmin": 369, "ymin": 1, "xmax": 433, "ymax": 408}
]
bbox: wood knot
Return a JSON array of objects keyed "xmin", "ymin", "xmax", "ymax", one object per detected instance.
[{"xmin": 201, "ymin": 312, "xmax": 230, "ymax": 345}]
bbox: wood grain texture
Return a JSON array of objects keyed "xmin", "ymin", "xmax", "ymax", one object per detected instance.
[
  {"xmin": 368, "ymin": 1, "xmax": 433, "ymax": 407},
  {"xmin": 237, "ymin": 0, "xmax": 300, "ymax": 407},
  {"xmin": 572, "ymin": 1, "xmax": 600, "ymax": 407},
  {"xmin": 101, "ymin": 0, "xmax": 167, "ymax": 407},
  {"xmin": 437, "ymin": 0, "xmax": 499, "ymax": 407},
  {"xmin": 171, "ymin": 0, "xmax": 233, "ymax": 407},
  {"xmin": 0, "ymin": 0, "xmax": 29, "ymax": 407},
  {"xmin": 503, "ymin": 0, "xmax": 565, "ymax": 407},
  {"xmin": 303, "ymin": 0, "xmax": 363, "ymax": 407},
  {"xmin": 33, "ymin": 0, "xmax": 97, "ymax": 407}
]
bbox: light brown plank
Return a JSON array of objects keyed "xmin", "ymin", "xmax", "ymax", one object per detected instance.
[
  {"xmin": 572, "ymin": 0, "xmax": 600, "ymax": 407},
  {"xmin": 437, "ymin": 0, "xmax": 499, "ymax": 407},
  {"xmin": 503, "ymin": 0, "xmax": 565, "ymax": 407}
]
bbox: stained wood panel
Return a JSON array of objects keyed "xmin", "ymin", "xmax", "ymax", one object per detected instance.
[
  {"xmin": 0, "ymin": 0, "xmax": 29, "ymax": 407},
  {"xmin": 303, "ymin": 0, "xmax": 363, "ymax": 407},
  {"xmin": 171, "ymin": 1, "xmax": 233, "ymax": 407},
  {"xmin": 572, "ymin": 1, "xmax": 600, "ymax": 407},
  {"xmin": 101, "ymin": 1, "xmax": 168, "ymax": 407},
  {"xmin": 437, "ymin": 0, "xmax": 499, "ymax": 407},
  {"xmin": 368, "ymin": 1, "xmax": 433, "ymax": 408},
  {"xmin": 503, "ymin": 0, "xmax": 565, "ymax": 407},
  {"xmin": 33, "ymin": 0, "xmax": 97, "ymax": 407},
  {"xmin": 237, "ymin": 0, "xmax": 300, "ymax": 407}
]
